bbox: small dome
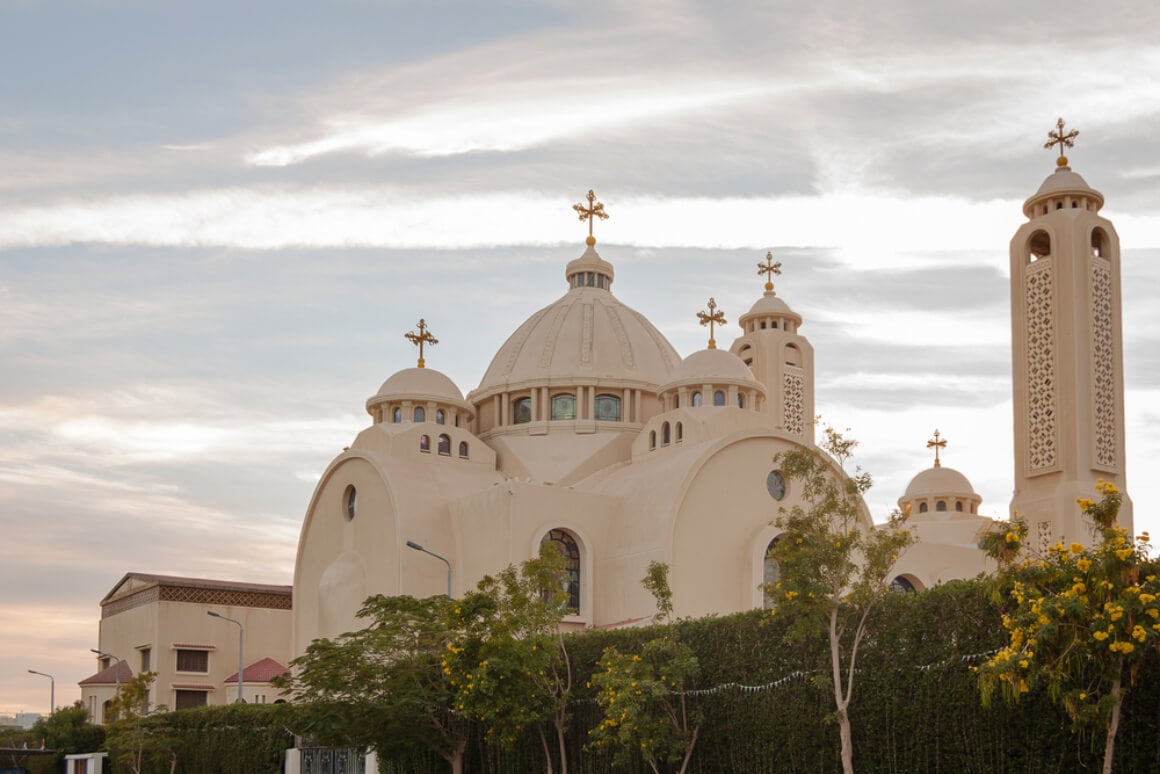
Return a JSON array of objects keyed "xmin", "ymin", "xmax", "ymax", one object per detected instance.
[
  {"xmin": 903, "ymin": 466, "xmax": 976, "ymax": 499},
  {"xmin": 1023, "ymin": 165, "xmax": 1104, "ymax": 216},
  {"xmin": 373, "ymin": 367, "xmax": 465, "ymax": 403},
  {"xmin": 669, "ymin": 348, "xmax": 759, "ymax": 384},
  {"xmin": 739, "ymin": 291, "xmax": 802, "ymax": 326}
]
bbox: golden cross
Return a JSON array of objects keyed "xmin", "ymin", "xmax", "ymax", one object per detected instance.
[
  {"xmin": 696, "ymin": 297, "xmax": 727, "ymax": 350},
  {"xmin": 927, "ymin": 429, "xmax": 947, "ymax": 468},
  {"xmin": 757, "ymin": 251, "xmax": 782, "ymax": 292},
  {"xmin": 404, "ymin": 318, "xmax": 438, "ymax": 368},
  {"xmin": 572, "ymin": 189, "xmax": 609, "ymax": 246},
  {"xmin": 1044, "ymin": 118, "xmax": 1079, "ymax": 167}
]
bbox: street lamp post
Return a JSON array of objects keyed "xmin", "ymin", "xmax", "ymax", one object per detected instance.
[
  {"xmin": 90, "ymin": 649, "xmax": 122, "ymax": 697},
  {"xmin": 406, "ymin": 540, "xmax": 452, "ymax": 599},
  {"xmin": 27, "ymin": 670, "xmax": 54, "ymax": 716},
  {"xmin": 207, "ymin": 611, "xmax": 245, "ymax": 704}
]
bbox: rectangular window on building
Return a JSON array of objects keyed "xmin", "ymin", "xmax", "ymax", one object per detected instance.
[
  {"xmin": 174, "ymin": 690, "xmax": 208, "ymax": 710},
  {"xmin": 140, "ymin": 648, "xmax": 151, "ymax": 672},
  {"xmin": 175, "ymin": 649, "xmax": 209, "ymax": 673}
]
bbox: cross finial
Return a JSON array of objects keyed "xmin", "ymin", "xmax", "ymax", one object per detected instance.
[
  {"xmin": 696, "ymin": 297, "xmax": 727, "ymax": 350},
  {"xmin": 927, "ymin": 429, "xmax": 947, "ymax": 468},
  {"xmin": 572, "ymin": 189, "xmax": 609, "ymax": 246},
  {"xmin": 757, "ymin": 251, "xmax": 782, "ymax": 293},
  {"xmin": 404, "ymin": 319, "xmax": 438, "ymax": 368},
  {"xmin": 1045, "ymin": 118, "xmax": 1079, "ymax": 168}
]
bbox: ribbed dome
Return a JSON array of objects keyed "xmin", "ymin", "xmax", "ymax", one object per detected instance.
[
  {"xmin": 471, "ymin": 247, "xmax": 679, "ymax": 399},
  {"xmin": 903, "ymin": 466, "xmax": 976, "ymax": 499}
]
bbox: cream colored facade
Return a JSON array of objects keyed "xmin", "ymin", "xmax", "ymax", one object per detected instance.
[
  {"xmin": 81, "ymin": 573, "xmax": 292, "ymax": 722},
  {"xmin": 292, "ymin": 157, "xmax": 1131, "ymax": 652}
]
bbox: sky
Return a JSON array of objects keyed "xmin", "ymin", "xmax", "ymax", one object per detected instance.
[{"xmin": 2, "ymin": 0, "xmax": 1158, "ymax": 716}]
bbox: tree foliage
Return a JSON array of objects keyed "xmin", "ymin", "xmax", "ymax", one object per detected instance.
[
  {"xmin": 977, "ymin": 481, "xmax": 1160, "ymax": 774},
  {"xmin": 589, "ymin": 562, "xmax": 701, "ymax": 773},
  {"xmin": 443, "ymin": 542, "xmax": 575, "ymax": 773},
  {"xmin": 766, "ymin": 426, "xmax": 914, "ymax": 774},
  {"xmin": 277, "ymin": 594, "xmax": 468, "ymax": 773}
]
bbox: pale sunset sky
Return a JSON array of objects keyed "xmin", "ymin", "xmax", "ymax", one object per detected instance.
[{"xmin": 2, "ymin": 0, "xmax": 1158, "ymax": 714}]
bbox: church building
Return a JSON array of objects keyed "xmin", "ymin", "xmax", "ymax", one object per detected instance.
[{"xmin": 291, "ymin": 125, "xmax": 1132, "ymax": 653}]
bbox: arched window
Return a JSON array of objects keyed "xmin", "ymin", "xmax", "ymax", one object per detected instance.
[
  {"xmin": 662, "ymin": 422, "xmax": 671, "ymax": 445},
  {"xmin": 763, "ymin": 536, "xmax": 781, "ymax": 610},
  {"xmin": 419, "ymin": 435, "xmax": 430, "ymax": 453},
  {"xmin": 785, "ymin": 344, "xmax": 802, "ymax": 367},
  {"xmin": 919, "ymin": 502, "xmax": 928, "ymax": 513},
  {"xmin": 541, "ymin": 529, "xmax": 580, "ymax": 613},
  {"xmin": 552, "ymin": 393, "xmax": 577, "ymax": 420},
  {"xmin": 343, "ymin": 485, "xmax": 357, "ymax": 522},
  {"xmin": 414, "ymin": 406, "xmax": 426, "ymax": 423},
  {"xmin": 437, "ymin": 434, "xmax": 451, "ymax": 456},
  {"xmin": 936, "ymin": 501, "xmax": 947, "ymax": 512},
  {"xmin": 955, "ymin": 502, "xmax": 963, "ymax": 512},
  {"xmin": 890, "ymin": 576, "xmax": 917, "ymax": 594},
  {"xmin": 595, "ymin": 394, "xmax": 621, "ymax": 421},
  {"xmin": 392, "ymin": 407, "xmax": 402, "ymax": 423},
  {"xmin": 1028, "ymin": 230, "xmax": 1051, "ymax": 262},
  {"xmin": 692, "ymin": 391, "xmax": 702, "ymax": 407},
  {"xmin": 458, "ymin": 441, "xmax": 469, "ymax": 458},
  {"xmin": 1092, "ymin": 227, "xmax": 1109, "ymax": 258},
  {"xmin": 649, "ymin": 430, "xmax": 657, "ymax": 450},
  {"xmin": 738, "ymin": 393, "xmax": 746, "ymax": 409},
  {"xmin": 512, "ymin": 397, "xmax": 532, "ymax": 424},
  {"xmin": 436, "ymin": 409, "xmax": 446, "ymax": 425},
  {"xmin": 675, "ymin": 422, "xmax": 683, "ymax": 442},
  {"xmin": 713, "ymin": 390, "xmax": 726, "ymax": 406}
]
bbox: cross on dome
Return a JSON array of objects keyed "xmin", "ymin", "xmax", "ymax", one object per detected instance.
[
  {"xmin": 404, "ymin": 318, "xmax": 438, "ymax": 368},
  {"xmin": 1045, "ymin": 118, "xmax": 1079, "ymax": 168},
  {"xmin": 697, "ymin": 297, "xmax": 727, "ymax": 350},
  {"xmin": 927, "ymin": 429, "xmax": 947, "ymax": 469},
  {"xmin": 757, "ymin": 251, "xmax": 782, "ymax": 293},
  {"xmin": 572, "ymin": 189, "xmax": 609, "ymax": 246}
]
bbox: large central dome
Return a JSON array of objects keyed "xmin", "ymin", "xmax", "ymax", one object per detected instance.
[{"xmin": 469, "ymin": 244, "xmax": 680, "ymax": 401}]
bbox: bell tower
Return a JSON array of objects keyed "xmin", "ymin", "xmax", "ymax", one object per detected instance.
[
  {"xmin": 1009, "ymin": 120, "xmax": 1132, "ymax": 548},
  {"xmin": 730, "ymin": 252, "xmax": 815, "ymax": 445}
]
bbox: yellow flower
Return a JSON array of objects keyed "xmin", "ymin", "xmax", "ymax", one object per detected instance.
[
  {"xmin": 1076, "ymin": 558, "xmax": 1092, "ymax": 572},
  {"xmin": 1093, "ymin": 631, "xmax": 1109, "ymax": 641},
  {"xmin": 1076, "ymin": 498, "xmax": 1095, "ymax": 511},
  {"xmin": 1147, "ymin": 608, "xmax": 1160, "ymax": 620},
  {"xmin": 1005, "ymin": 532, "xmax": 1020, "ymax": 544},
  {"xmin": 1079, "ymin": 692, "xmax": 1087, "ymax": 701},
  {"xmin": 1069, "ymin": 542, "xmax": 1085, "ymax": 554},
  {"xmin": 1132, "ymin": 626, "xmax": 1147, "ymax": 643},
  {"xmin": 1114, "ymin": 548, "xmax": 1134, "ymax": 561}
]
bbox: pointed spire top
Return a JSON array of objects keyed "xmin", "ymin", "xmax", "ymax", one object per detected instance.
[
  {"xmin": 404, "ymin": 319, "xmax": 438, "ymax": 368},
  {"xmin": 572, "ymin": 189, "xmax": 609, "ymax": 246},
  {"xmin": 696, "ymin": 298, "xmax": 727, "ymax": 349},
  {"xmin": 1045, "ymin": 118, "xmax": 1079, "ymax": 168},
  {"xmin": 927, "ymin": 429, "xmax": 947, "ymax": 468},
  {"xmin": 757, "ymin": 251, "xmax": 783, "ymax": 294}
]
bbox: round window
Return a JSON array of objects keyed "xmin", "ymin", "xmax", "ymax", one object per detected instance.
[
  {"xmin": 766, "ymin": 470, "xmax": 787, "ymax": 501},
  {"xmin": 343, "ymin": 485, "xmax": 357, "ymax": 521}
]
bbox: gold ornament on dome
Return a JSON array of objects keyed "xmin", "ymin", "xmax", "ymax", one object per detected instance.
[
  {"xmin": 697, "ymin": 297, "xmax": 727, "ymax": 350},
  {"xmin": 927, "ymin": 429, "xmax": 947, "ymax": 468},
  {"xmin": 1044, "ymin": 117, "xmax": 1079, "ymax": 167},
  {"xmin": 757, "ymin": 251, "xmax": 782, "ymax": 292},
  {"xmin": 572, "ymin": 189, "xmax": 609, "ymax": 246},
  {"xmin": 404, "ymin": 318, "xmax": 438, "ymax": 368}
]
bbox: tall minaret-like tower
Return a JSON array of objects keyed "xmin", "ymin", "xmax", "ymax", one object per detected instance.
[
  {"xmin": 1009, "ymin": 120, "xmax": 1132, "ymax": 549},
  {"xmin": 729, "ymin": 252, "xmax": 815, "ymax": 445}
]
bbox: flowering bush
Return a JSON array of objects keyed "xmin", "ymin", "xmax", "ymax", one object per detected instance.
[{"xmin": 977, "ymin": 481, "xmax": 1158, "ymax": 774}]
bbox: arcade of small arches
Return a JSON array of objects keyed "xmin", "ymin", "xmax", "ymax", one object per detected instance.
[
  {"xmin": 914, "ymin": 498, "xmax": 977, "ymax": 515},
  {"xmin": 1026, "ymin": 225, "xmax": 1111, "ymax": 262}
]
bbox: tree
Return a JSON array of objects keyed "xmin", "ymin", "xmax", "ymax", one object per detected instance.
[
  {"xmin": 976, "ymin": 481, "xmax": 1160, "ymax": 774},
  {"xmin": 105, "ymin": 671, "xmax": 172, "ymax": 774},
  {"xmin": 589, "ymin": 561, "xmax": 701, "ymax": 773},
  {"xmin": 766, "ymin": 426, "xmax": 914, "ymax": 774},
  {"xmin": 278, "ymin": 594, "xmax": 469, "ymax": 774},
  {"xmin": 23, "ymin": 702, "xmax": 105, "ymax": 773},
  {"xmin": 443, "ymin": 543, "xmax": 574, "ymax": 773}
]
